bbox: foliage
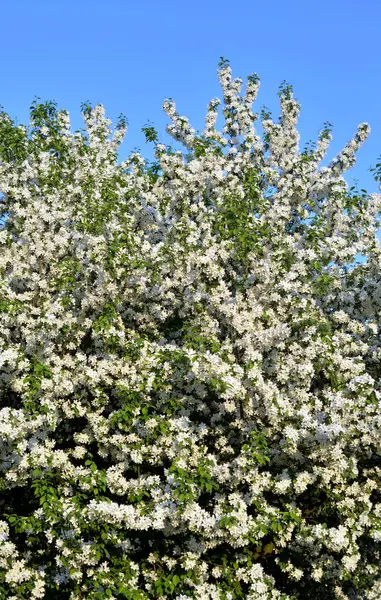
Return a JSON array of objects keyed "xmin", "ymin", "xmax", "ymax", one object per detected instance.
[{"xmin": 0, "ymin": 59, "xmax": 381, "ymax": 599}]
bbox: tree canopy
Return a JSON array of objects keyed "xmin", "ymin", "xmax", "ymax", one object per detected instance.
[{"xmin": 0, "ymin": 59, "xmax": 381, "ymax": 599}]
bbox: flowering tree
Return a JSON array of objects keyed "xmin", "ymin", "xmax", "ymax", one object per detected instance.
[{"xmin": 0, "ymin": 57, "xmax": 381, "ymax": 600}]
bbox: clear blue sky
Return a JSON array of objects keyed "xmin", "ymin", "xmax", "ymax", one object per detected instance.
[{"xmin": 2, "ymin": 0, "xmax": 381, "ymax": 193}]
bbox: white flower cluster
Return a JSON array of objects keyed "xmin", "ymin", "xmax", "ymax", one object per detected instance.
[{"xmin": 0, "ymin": 59, "xmax": 380, "ymax": 599}]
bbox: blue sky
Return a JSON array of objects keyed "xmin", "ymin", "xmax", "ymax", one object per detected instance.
[{"xmin": 2, "ymin": 0, "xmax": 381, "ymax": 193}]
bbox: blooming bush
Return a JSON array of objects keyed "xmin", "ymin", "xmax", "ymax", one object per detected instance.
[{"xmin": 0, "ymin": 57, "xmax": 381, "ymax": 599}]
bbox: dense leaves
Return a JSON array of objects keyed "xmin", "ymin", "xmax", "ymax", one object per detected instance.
[{"xmin": 0, "ymin": 59, "xmax": 381, "ymax": 599}]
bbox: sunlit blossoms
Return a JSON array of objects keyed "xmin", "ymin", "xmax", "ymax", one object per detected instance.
[{"xmin": 0, "ymin": 58, "xmax": 381, "ymax": 599}]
